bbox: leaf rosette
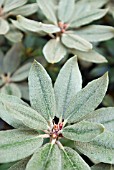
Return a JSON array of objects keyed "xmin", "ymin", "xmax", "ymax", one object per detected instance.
[{"xmin": 0, "ymin": 56, "xmax": 113, "ymax": 169}]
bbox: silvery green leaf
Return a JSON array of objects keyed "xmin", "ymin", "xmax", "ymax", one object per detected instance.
[
  {"xmin": 17, "ymin": 83, "xmax": 29, "ymax": 101},
  {"xmin": 0, "ymin": 93, "xmax": 28, "ymax": 106},
  {"xmin": 84, "ymin": 0, "xmax": 108, "ymax": 8},
  {"xmin": 5, "ymin": 29, "xmax": 23, "ymax": 43},
  {"xmin": 8, "ymin": 157, "xmax": 30, "ymax": 170},
  {"xmin": 0, "ymin": 129, "xmax": 43, "ymax": 163},
  {"xmin": 85, "ymin": 107, "xmax": 114, "ymax": 133},
  {"xmin": 72, "ymin": 49, "xmax": 107, "ymax": 63},
  {"xmin": 11, "ymin": 63, "xmax": 31, "ymax": 82},
  {"xmin": 17, "ymin": 15, "xmax": 60, "ymax": 33},
  {"xmin": 36, "ymin": 0, "xmax": 57, "ymax": 24},
  {"xmin": 2, "ymin": 102, "xmax": 48, "ymax": 131},
  {"xmin": 0, "ymin": 19, "xmax": 9, "ymax": 35},
  {"xmin": 62, "ymin": 32, "xmax": 92, "ymax": 52},
  {"xmin": 54, "ymin": 56, "xmax": 82, "ymax": 117},
  {"xmin": 29, "ymin": 60, "xmax": 56, "ymax": 120},
  {"xmin": 1, "ymin": 83, "xmax": 22, "ymax": 98},
  {"xmin": 58, "ymin": 0, "xmax": 75, "ymax": 23},
  {"xmin": 3, "ymin": 0, "xmax": 27, "ymax": 13},
  {"xmin": 26, "ymin": 143, "xmax": 61, "ymax": 170},
  {"xmin": 10, "ymin": 3, "xmax": 38, "ymax": 16},
  {"xmin": 62, "ymin": 121, "xmax": 104, "ymax": 142},
  {"xmin": 64, "ymin": 73, "xmax": 108, "ymax": 123},
  {"xmin": 70, "ymin": 9, "xmax": 107, "ymax": 27},
  {"xmin": 61, "ymin": 147, "xmax": 90, "ymax": 170},
  {"xmin": 91, "ymin": 163, "xmax": 114, "ymax": 170},
  {"xmin": 75, "ymin": 131, "xmax": 114, "ymax": 163},
  {"xmin": 0, "ymin": 50, "xmax": 4, "ymax": 73},
  {"xmin": 11, "ymin": 19, "xmax": 26, "ymax": 32},
  {"xmin": 43, "ymin": 38, "xmax": 67, "ymax": 63},
  {"xmin": 3, "ymin": 43, "xmax": 22, "ymax": 74},
  {"xmin": 0, "ymin": 94, "xmax": 28, "ymax": 128},
  {"xmin": 74, "ymin": 25, "xmax": 114, "ymax": 42}
]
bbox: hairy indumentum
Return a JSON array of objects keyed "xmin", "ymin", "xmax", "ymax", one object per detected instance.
[{"xmin": 0, "ymin": 57, "xmax": 114, "ymax": 170}]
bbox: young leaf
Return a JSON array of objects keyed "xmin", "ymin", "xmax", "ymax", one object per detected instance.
[
  {"xmin": 58, "ymin": 0, "xmax": 75, "ymax": 23},
  {"xmin": 62, "ymin": 121, "xmax": 104, "ymax": 142},
  {"xmin": 3, "ymin": 0, "xmax": 27, "ymax": 13},
  {"xmin": 91, "ymin": 163, "xmax": 114, "ymax": 170},
  {"xmin": 72, "ymin": 49, "xmax": 107, "ymax": 63},
  {"xmin": 43, "ymin": 38, "xmax": 67, "ymax": 63},
  {"xmin": 2, "ymin": 102, "xmax": 48, "ymax": 131},
  {"xmin": 26, "ymin": 143, "xmax": 61, "ymax": 170},
  {"xmin": 64, "ymin": 73, "xmax": 108, "ymax": 123},
  {"xmin": 0, "ymin": 19, "xmax": 9, "ymax": 35},
  {"xmin": 36, "ymin": 0, "xmax": 57, "ymax": 24},
  {"xmin": 8, "ymin": 157, "xmax": 30, "ymax": 170},
  {"xmin": 75, "ymin": 131, "xmax": 114, "ymax": 164},
  {"xmin": 1, "ymin": 83, "xmax": 21, "ymax": 98},
  {"xmin": 0, "ymin": 129, "xmax": 43, "ymax": 163},
  {"xmin": 10, "ymin": 3, "xmax": 38, "ymax": 16},
  {"xmin": 85, "ymin": 107, "xmax": 114, "ymax": 133},
  {"xmin": 3, "ymin": 43, "xmax": 22, "ymax": 74},
  {"xmin": 70, "ymin": 9, "xmax": 107, "ymax": 27},
  {"xmin": 62, "ymin": 32, "xmax": 92, "ymax": 52},
  {"xmin": 74, "ymin": 25, "xmax": 114, "ymax": 42},
  {"xmin": 54, "ymin": 56, "xmax": 82, "ymax": 117},
  {"xmin": 29, "ymin": 60, "xmax": 56, "ymax": 120},
  {"xmin": 61, "ymin": 147, "xmax": 90, "ymax": 170},
  {"xmin": 11, "ymin": 63, "xmax": 31, "ymax": 82}
]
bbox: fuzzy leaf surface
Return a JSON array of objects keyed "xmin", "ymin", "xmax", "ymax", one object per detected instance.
[
  {"xmin": 1, "ymin": 84, "xmax": 21, "ymax": 98},
  {"xmin": 61, "ymin": 147, "xmax": 90, "ymax": 170},
  {"xmin": 54, "ymin": 56, "xmax": 82, "ymax": 117},
  {"xmin": 0, "ymin": 129, "xmax": 43, "ymax": 163},
  {"xmin": 29, "ymin": 60, "xmax": 56, "ymax": 120},
  {"xmin": 70, "ymin": 9, "xmax": 107, "ymax": 27},
  {"xmin": 85, "ymin": 107, "xmax": 114, "ymax": 133},
  {"xmin": 3, "ymin": 43, "xmax": 22, "ymax": 74},
  {"xmin": 37, "ymin": 0, "xmax": 57, "ymax": 24},
  {"xmin": 62, "ymin": 121, "xmax": 104, "ymax": 142},
  {"xmin": 17, "ymin": 15, "xmax": 60, "ymax": 33},
  {"xmin": 64, "ymin": 73, "xmax": 108, "ymax": 123},
  {"xmin": 43, "ymin": 38, "xmax": 67, "ymax": 63},
  {"xmin": 72, "ymin": 49, "xmax": 107, "ymax": 63},
  {"xmin": 58, "ymin": 0, "xmax": 75, "ymax": 23},
  {"xmin": 0, "ymin": 19, "xmax": 9, "ymax": 35},
  {"xmin": 3, "ymin": 0, "xmax": 27, "ymax": 13},
  {"xmin": 2, "ymin": 102, "xmax": 48, "ymax": 131},
  {"xmin": 10, "ymin": 3, "xmax": 38, "ymax": 16},
  {"xmin": 74, "ymin": 25, "xmax": 114, "ymax": 42},
  {"xmin": 75, "ymin": 131, "xmax": 114, "ymax": 163},
  {"xmin": 26, "ymin": 143, "xmax": 61, "ymax": 170},
  {"xmin": 62, "ymin": 32, "xmax": 92, "ymax": 52},
  {"xmin": 11, "ymin": 63, "xmax": 31, "ymax": 82}
]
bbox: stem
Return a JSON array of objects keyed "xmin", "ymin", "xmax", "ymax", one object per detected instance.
[{"xmin": 56, "ymin": 140, "xmax": 64, "ymax": 150}]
